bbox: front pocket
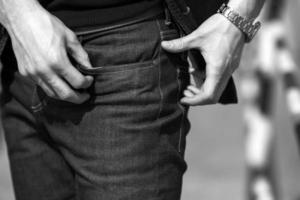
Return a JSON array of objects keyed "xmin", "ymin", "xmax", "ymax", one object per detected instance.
[
  {"xmin": 75, "ymin": 60, "xmax": 155, "ymax": 76},
  {"xmin": 89, "ymin": 59, "xmax": 158, "ymax": 98},
  {"xmin": 40, "ymin": 58, "xmax": 158, "ymax": 105},
  {"xmin": 74, "ymin": 19, "xmax": 161, "ymax": 75},
  {"xmin": 38, "ymin": 59, "xmax": 162, "ymax": 124}
]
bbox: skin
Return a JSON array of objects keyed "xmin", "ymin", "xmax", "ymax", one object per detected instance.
[
  {"xmin": 0, "ymin": 0, "xmax": 265, "ymax": 105},
  {"xmin": 162, "ymin": 0, "xmax": 266, "ymax": 106},
  {"xmin": 0, "ymin": 0, "xmax": 93, "ymax": 104}
]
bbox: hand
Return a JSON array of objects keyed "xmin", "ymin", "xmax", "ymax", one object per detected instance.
[
  {"xmin": 7, "ymin": 8, "xmax": 93, "ymax": 104},
  {"xmin": 162, "ymin": 14, "xmax": 245, "ymax": 106}
]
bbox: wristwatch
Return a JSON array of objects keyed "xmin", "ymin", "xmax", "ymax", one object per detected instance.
[{"xmin": 217, "ymin": 3, "xmax": 261, "ymax": 43}]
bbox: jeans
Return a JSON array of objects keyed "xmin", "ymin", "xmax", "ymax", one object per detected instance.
[{"xmin": 1, "ymin": 14, "xmax": 190, "ymax": 200}]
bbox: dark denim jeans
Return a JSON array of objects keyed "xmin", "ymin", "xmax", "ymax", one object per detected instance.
[{"xmin": 1, "ymin": 14, "xmax": 190, "ymax": 200}]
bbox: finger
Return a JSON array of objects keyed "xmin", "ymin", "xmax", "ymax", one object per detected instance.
[
  {"xmin": 187, "ymin": 85, "xmax": 201, "ymax": 94},
  {"xmin": 181, "ymin": 74, "xmax": 222, "ymax": 106},
  {"xmin": 41, "ymin": 73, "xmax": 90, "ymax": 104},
  {"xmin": 66, "ymin": 30, "xmax": 92, "ymax": 68},
  {"xmin": 35, "ymin": 78, "xmax": 56, "ymax": 98},
  {"xmin": 59, "ymin": 51, "xmax": 94, "ymax": 89},
  {"xmin": 183, "ymin": 89, "xmax": 195, "ymax": 98},
  {"xmin": 29, "ymin": 74, "xmax": 56, "ymax": 98},
  {"xmin": 161, "ymin": 31, "xmax": 198, "ymax": 53}
]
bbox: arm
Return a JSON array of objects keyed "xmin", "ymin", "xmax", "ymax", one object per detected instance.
[
  {"xmin": 0, "ymin": 0, "xmax": 93, "ymax": 103},
  {"xmin": 162, "ymin": 0, "xmax": 266, "ymax": 105}
]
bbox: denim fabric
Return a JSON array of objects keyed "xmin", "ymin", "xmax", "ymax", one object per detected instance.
[
  {"xmin": 0, "ymin": 0, "xmax": 238, "ymax": 104},
  {"xmin": 1, "ymin": 14, "xmax": 191, "ymax": 200},
  {"xmin": 0, "ymin": 25, "xmax": 8, "ymax": 58},
  {"xmin": 165, "ymin": 0, "xmax": 238, "ymax": 104}
]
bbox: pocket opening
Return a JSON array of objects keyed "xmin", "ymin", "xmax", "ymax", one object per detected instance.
[{"xmin": 76, "ymin": 60, "xmax": 155, "ymax": 75}]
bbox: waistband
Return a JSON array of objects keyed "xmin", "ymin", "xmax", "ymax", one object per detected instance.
[
  {"xmin": 74, "ymin": 11, "xmax": 165, "ymax": 36},
  {"xmin": 55, "ymin": 2, "xmax": 164, "ymax": 33}
]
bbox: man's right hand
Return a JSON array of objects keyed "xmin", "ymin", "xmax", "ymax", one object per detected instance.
[{"xmin": 4, "ymin": 4, "xmax": 93, "ymax": 104}]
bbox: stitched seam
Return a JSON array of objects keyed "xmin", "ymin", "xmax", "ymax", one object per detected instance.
[
  {"xmin": 76, "ymin": 60, "xmax": 154, "ymax": 75},
  {"xmin": 155, "ymin": 20, "xmax": 164, "ymax": 121},
  {"xmin": 176, "ymin": 68, "xmax": 185, "ymax": 153},
  {"xmin": 74, "ymin": 11, "xmax": 164, "ymax": 36},
  {"xmin": 159, "ymin": 31, "xmax": 164, "ymax": 41},
  {"xmin": 154, "ymin": 19, "xmax": 163, "ymax": 200}
]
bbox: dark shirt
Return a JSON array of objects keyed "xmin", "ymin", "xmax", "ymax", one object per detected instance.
[{"xmin": 39, "ymin": 0, "xmax": 163, "ymax": 29}]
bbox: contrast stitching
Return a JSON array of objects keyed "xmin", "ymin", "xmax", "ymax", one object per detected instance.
[
  {"xmin": 154, "ymin": 18, "xmax": 163, "ymax": 200},
  {"xmin": 74, "ymin": 11, "xmax": 164, "ymax": 36},
  {"xmin": 155, "ymin": 20, "xmax": 164, "ymax": 121},
  {"xmin": 76, "ymin": 60, "xmax": 154, "ymax": 75},
  {"xmin": 176, "ymin": 68, "xmax": 185, "ymax": 153}
]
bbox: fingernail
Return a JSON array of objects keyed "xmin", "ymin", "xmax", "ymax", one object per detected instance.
[
  {"xmin": 85, "ymin": 61, "xmax": 93, "ymax": 68},
  {"xmin": 83, "ymin": 62, "xmax": 92, "ymax": 68},
  {"xmin": 86, "ymin": 76, "xmax": 94, "ymax": 82},
  {"xmin": 184, "ymin": 90, "xmax": 193, "ymax": 98},
  {"xmin": 180, "ymin": 98, "xmax": 188, "ymax": 105},
  {"xmin": 82, "ymin": 76, "xmax": 93, "ymax": 88}
]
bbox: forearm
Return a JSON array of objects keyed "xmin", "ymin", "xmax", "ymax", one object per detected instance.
[
  {"xmin": 228, "ymin": 0, "xmax": 266, "ymax": 19},
  {"xmin": 0, "ymin": 0, "xmax": 45, "ymax": 31}
]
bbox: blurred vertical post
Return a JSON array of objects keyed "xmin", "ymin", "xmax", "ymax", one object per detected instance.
[
  {"xmin": 239, "ymin": 0, "xmax": 300, "ymax": 199},
  {"xmin": 283, "ymin": 0, "xmax": 300, "ymax": 152},
  {"xmin": 240, "ymin": 1, "xmax": 284, "ymax": 200},
  {"xmin": 278, "ymin": 43, "xmax": 300, "ymax": 148}
]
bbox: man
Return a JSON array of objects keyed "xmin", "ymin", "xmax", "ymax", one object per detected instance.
[{"xmin": 0, "ymin": 0, "xmax": 265, "ymax": 199}]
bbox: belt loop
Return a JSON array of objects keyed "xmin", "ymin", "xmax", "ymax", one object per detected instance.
[{"xmin": 164, "ymin": 7, "xmax": 172, "ymax": 26}]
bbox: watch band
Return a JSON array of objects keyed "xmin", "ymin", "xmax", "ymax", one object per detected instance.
[{"xmin": 217, "ymin": 3, "xmax": 261, "ymax": 43}]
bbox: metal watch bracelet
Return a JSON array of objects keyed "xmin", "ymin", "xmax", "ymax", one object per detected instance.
[{"xmin": 217, "ymin": 3, "xmax": 261, "ymax": 43}]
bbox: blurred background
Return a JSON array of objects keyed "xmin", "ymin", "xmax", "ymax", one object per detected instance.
[{"xmin": 1, "ymin": 1, "xmax": 300, "ymax": 200}]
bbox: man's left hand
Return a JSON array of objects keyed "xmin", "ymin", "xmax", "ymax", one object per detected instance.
[{"xmin": 161, "ymin": 14, "xmax": 245, "ymax": 106}]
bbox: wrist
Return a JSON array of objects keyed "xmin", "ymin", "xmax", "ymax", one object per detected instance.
[
  {"xmin": 217, "ymin": 3, "xmax": 262, "ymax": 42},
  {"xmin": 228, "ymin": 0, "xmax": 264, "ymax": 19},
  {"xmin": 219, "ymin": 13, "xmax": 246, "ymax": 37},
  {"xmin": 0, "ymin": 0, "xmax": 45, "ymax": 32}
]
